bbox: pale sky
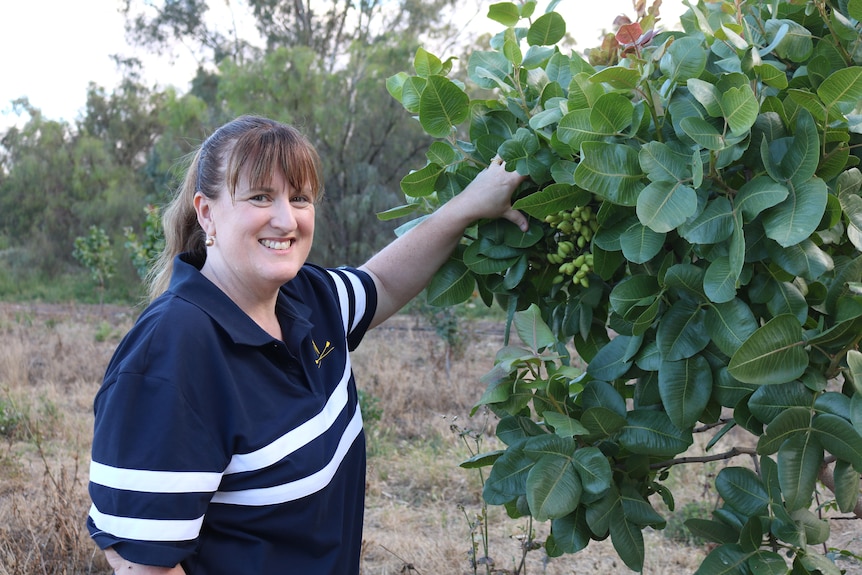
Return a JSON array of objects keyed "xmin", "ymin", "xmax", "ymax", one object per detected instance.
[{"xmin": 0, "ymin": 0, "xmax": 686, "ymax": 129}]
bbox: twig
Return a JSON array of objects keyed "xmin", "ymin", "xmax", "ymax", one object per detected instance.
[{"xmin": 651, "ymin": 447, "xmax": 758, "ymax": 469}]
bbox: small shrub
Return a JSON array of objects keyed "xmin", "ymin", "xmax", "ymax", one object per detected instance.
[
  {"xmin": 663, "ymin": 500, "xmax": 713, "ymax": 547},
  {"xmin": 0, "ymin": 397, "xmax": 22, "ymax": 439}
]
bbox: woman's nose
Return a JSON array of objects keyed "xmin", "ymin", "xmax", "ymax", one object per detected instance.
[{"xmin": 270, "ymin": 197, "xmax": 297, "ymax": 230}]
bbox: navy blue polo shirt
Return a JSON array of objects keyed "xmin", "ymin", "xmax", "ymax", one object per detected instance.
[{"xmin": 87, "ymin": 253, "xmax": 377, "ymax": 574}]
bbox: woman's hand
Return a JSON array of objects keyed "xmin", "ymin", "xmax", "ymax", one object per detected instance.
[
  {"xmin": 442, "ymin": 158, "xmax": 528, "ymax": 232},
  {"xmin": 105, "ymin": 548, "xmax": 186, "ymax": 575},
  {"xmin": 360, "ymin": 156, "xmax": 529, "ymax": 328}
]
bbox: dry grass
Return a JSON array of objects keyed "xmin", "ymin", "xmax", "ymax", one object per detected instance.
[{"xmin": 0, "ymin": 302, "xmax": 858, "ymax": 574}]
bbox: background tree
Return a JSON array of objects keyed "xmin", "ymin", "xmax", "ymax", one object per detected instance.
[{"xmin": 120, "ymin": 0, "xmax": 474, "ymax": 266}]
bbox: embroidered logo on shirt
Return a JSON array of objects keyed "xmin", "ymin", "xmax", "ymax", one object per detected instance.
[{"xmin": 313, "ymin": 340, "xmax": 335, "ymax": 367}]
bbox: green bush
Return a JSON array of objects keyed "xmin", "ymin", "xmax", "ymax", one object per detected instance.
[{"xmin": 387, "ymin": 0, "xmax": 862, "ymax": 572}]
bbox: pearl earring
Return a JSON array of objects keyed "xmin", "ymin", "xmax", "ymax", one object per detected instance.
[{"xmin": 205, "ymin": 235, "xmax": 215, "ymax": 247}]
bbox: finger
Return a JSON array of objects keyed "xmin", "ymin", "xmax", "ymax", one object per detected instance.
[{"xmin": 502, "ymin": 209, "xmax": 529, "ymax": 232}]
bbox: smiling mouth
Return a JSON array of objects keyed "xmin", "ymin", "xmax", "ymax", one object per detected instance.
[{"xmin": 259, "ymin": 239, "xmax": 293, "ymax": 250}]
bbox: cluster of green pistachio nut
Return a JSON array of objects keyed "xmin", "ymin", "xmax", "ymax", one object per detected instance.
[{"xmin": 544, "ymin": 205, "xmax": 598, "ymax": 288}]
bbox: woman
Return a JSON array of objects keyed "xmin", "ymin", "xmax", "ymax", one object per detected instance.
[{"xmin": 87, "ymin": 115, "xmax": 526, "ymax": 574}]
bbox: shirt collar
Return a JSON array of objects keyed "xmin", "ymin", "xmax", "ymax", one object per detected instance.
[{"xmin": 169, "ymin": 253, "xmax": 313, "ymax": 347}]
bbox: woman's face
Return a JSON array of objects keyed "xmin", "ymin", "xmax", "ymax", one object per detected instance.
[{"xmin": 195, "ymin": 168, "xmax": 315, "ymax": 300}]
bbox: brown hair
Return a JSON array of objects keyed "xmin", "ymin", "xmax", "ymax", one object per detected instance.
[{"xmin": 147, "ymin": 116, "xmax": 322, "ymax": 300}]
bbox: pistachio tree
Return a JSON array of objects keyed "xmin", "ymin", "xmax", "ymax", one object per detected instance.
[{"xmin": 385, "ymin": 0, "xmax": 862, "ymax": 572}]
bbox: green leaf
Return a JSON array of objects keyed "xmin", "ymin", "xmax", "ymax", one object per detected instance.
[
  {"xmin": 746, "ymin": 551, "xmax": 787, "ymax": 575},
  {"xmin": 543, "ymin": 411, "xmax": 590, "ymax": 437},
  {"xmin": 765, "ymin": 18, "xmax": 813, "ymax": 62},
  {"xmin": 778, "ymin": 433, "xmax": 823, "ymax": 511},
  {"xmin": 840, "ymin": 188, "xmax": 862, "ymax": 250},
  {"xmin": 609, "ymin": 274, "xmax": 661, "ymax": 319},
  {"xmin": 484, "ymin": 444, "xmax": 534, "ymax": 505},
  {"xmin": 526, "ymin": 11, "xmax": 566, "ymax": 46},
  {"xmin": 833, "ymin": 459, "xmax": 860, "ymax": 513},
  {"xmin": 721, "ymin": 84, "xmax": 759, "ymax": 135},
  {"xmin": 581, "ymin": 406, "xmax": 628, "ymax": 437},
  {"xmin": 400, "ymin": 76, "xmax": 427, "ymax": 113},
  {"xmin": 637, "ymin": 180, "xmax": 698, "ymax": 233},
  {"xmin": 413, "ymin": 47, "xmax": 442, "ymax": 77},
  {"xmin": 704, "ymin": 256, "xmax": 739, "ymax": 304},
  {"xmin": 728, "ymin": 314, "xmax": 807, "ymax": 385},
  {"xmin": 487, "ymin": 2, "xmax": 521, "ymax": 26},
  {"xmin": 748, "ymin": 380, "xmax": 814, "ymax": 424},
  {"xmin": 460, "ymin": 449, "xmax": 505, "ymax": 469},
  {"xmin": 463, "ymin": 240, "xmax": 519, "ymax": 274},
  {"xmin": 656, "ymin": 299, "xmax": 710, "ymax": 361},
  {"xmin": 575, "ymin": 142, "xmax": 644, "ymax": 206},
  {"xmin": 514, "ymin": 303, "xmax": 556, "ymax": 351},
  {"xmin": 620, "ymin": 221, "xmax": 666, "ymax": 264},
  {"xmin": 513, "ymin": 184, "xmax": 590, "ymax": 220},
  {"xmin": 695, "ymin": 544, "xmax": 750, "ymax": 575},
  {"xmin": 590, "ymin": 66, "xmax": 641, "ymax": 90},
  {"xmin": 426, "ymin": 259, "xmax": 475, "ymax": 306},
  {"xmin": 586, "ymin": 335, "xmax": 636, "ymax": 381},
  {"xmin": 811, "ymin": 413, "xmax": 862, "ymax": 472},
  {"xmin": 817, "ymin": 67, "xmax": 862, "ymax": 114},
  {"xmin": 687, "ymin": 78, "xmax": 724, "ymax": 117},
  {"xmin": 660, "ymin": 36, "xmax": 708, "ymax": 83},
  {"xmin": 757, "ymin": 407, "xmax": 812, "ymax": 455},
  {"xmin": 548, "ymin": 508, "xmax": 591, "ymax": 555},
  {"xmin": 659, "ymin": 356, "xmax": 713, "ymax": 429},
  {"xmin": 779, "ymin": 109, "xmax": 820, "ymax": 186},
  {"xmin": 663, "ymin": 263, "xmax": 707, "ymax": 300},
  {"xmin": 766, "ymin": 239, "xmax": 834, "ymax": 282},
  {"xmin": 790, "ymin": 508, "xmax": 830, "ymax": 545},
  {"xmin": 385, "ymin": 72, "xmax": 409, "ymax": 102},
  {"xmin": 503, "ymin": 36, "xmax": 523, "ymax": 68},
  {"xmin": 716, "ymin": 467, "xmax": 769, "ymax": 516},
  {"xmin": 400, "ymin": 163, "xmax": 443, "ymax": 197},
  {"xmin": 419, "ymin": 76, "xmax": 470, "ymax": 138},
  {"xmin": 557, "ymin": 109, "xmax": 607, "ymax": 149},
  {"xmin": 685, "ymin": 518, "xmax": 739, "ymax": 545},
  {"xmin": 754, "ymin": 63, "xmax": 789, "ymax": 89},
  {"xmin": 590, "ymin": 92, "xmax": 634, "ymax": 134},
  {"xmin": 705, "ymin": 299, "xmax": 759, "ymax": 356},
  {"xmin": 619, "ymin": 410, "xmax": 693, "ymax": 457},
  {"xmin": 572, "ymin": 447, "xmax": 612, "ymax": 496},
  {"xmin": 680, "ymin": 116, "xmax": 725, "ymax": 150},
  {"xmin": 639, "ymin": 141, "xmax": 692, "ymax": 183},
  {"xmin": 762, "ymin": 177, "xmax": 828, "ymax": 247},
  {"xmin": 468, "ymin": 50, "xmax": 513, "ymax": 90},
  {"xmin": 734, "ymin": 176, "xmax": 788, "ymax": 220},
  {"xmin": 609, "ymin": 505, "xmax": 645, "ymax": 572},
  {"xmin": 848, "ymin": 350, "xmax": 862, "ymax": 396},
  {"xmin": 425, "ymin": 141, "xmax": 458, "ymax": 166},
  {"xmin": 526, "ymin": 453, "xmax": 581, "ymax": 521}
]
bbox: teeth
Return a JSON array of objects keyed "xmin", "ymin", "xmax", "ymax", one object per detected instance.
[{"xmin": 260, "ymin": 239, "xmax": 292, "ymax": 250}]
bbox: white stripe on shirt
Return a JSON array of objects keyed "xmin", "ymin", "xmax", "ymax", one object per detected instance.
[
  {"xmin": 89, "ymin": 461, "xmax": 223, "ymax": 493},
  {"xmin": 89, "ymin": 504, "xmax": 205, "ymax": 542},
  {"xmin": 222, "ymin": 360, "xmax": 352, "ymax": 475},
  {"xmin": 210, "ymin": 406, "xmax": 363, "ymax": 507},
  {"xmin": 328, "ymin": 269, "xmax": 351, "ymax": 335},
  {"xmin": 344, "ymin": 271, "xmax": 369, "ymax": 335}
]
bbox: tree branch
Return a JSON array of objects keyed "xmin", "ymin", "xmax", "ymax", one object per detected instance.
[{"xmin": 650, "ymin": 447, "xmax": 758, "ymax": 470}]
